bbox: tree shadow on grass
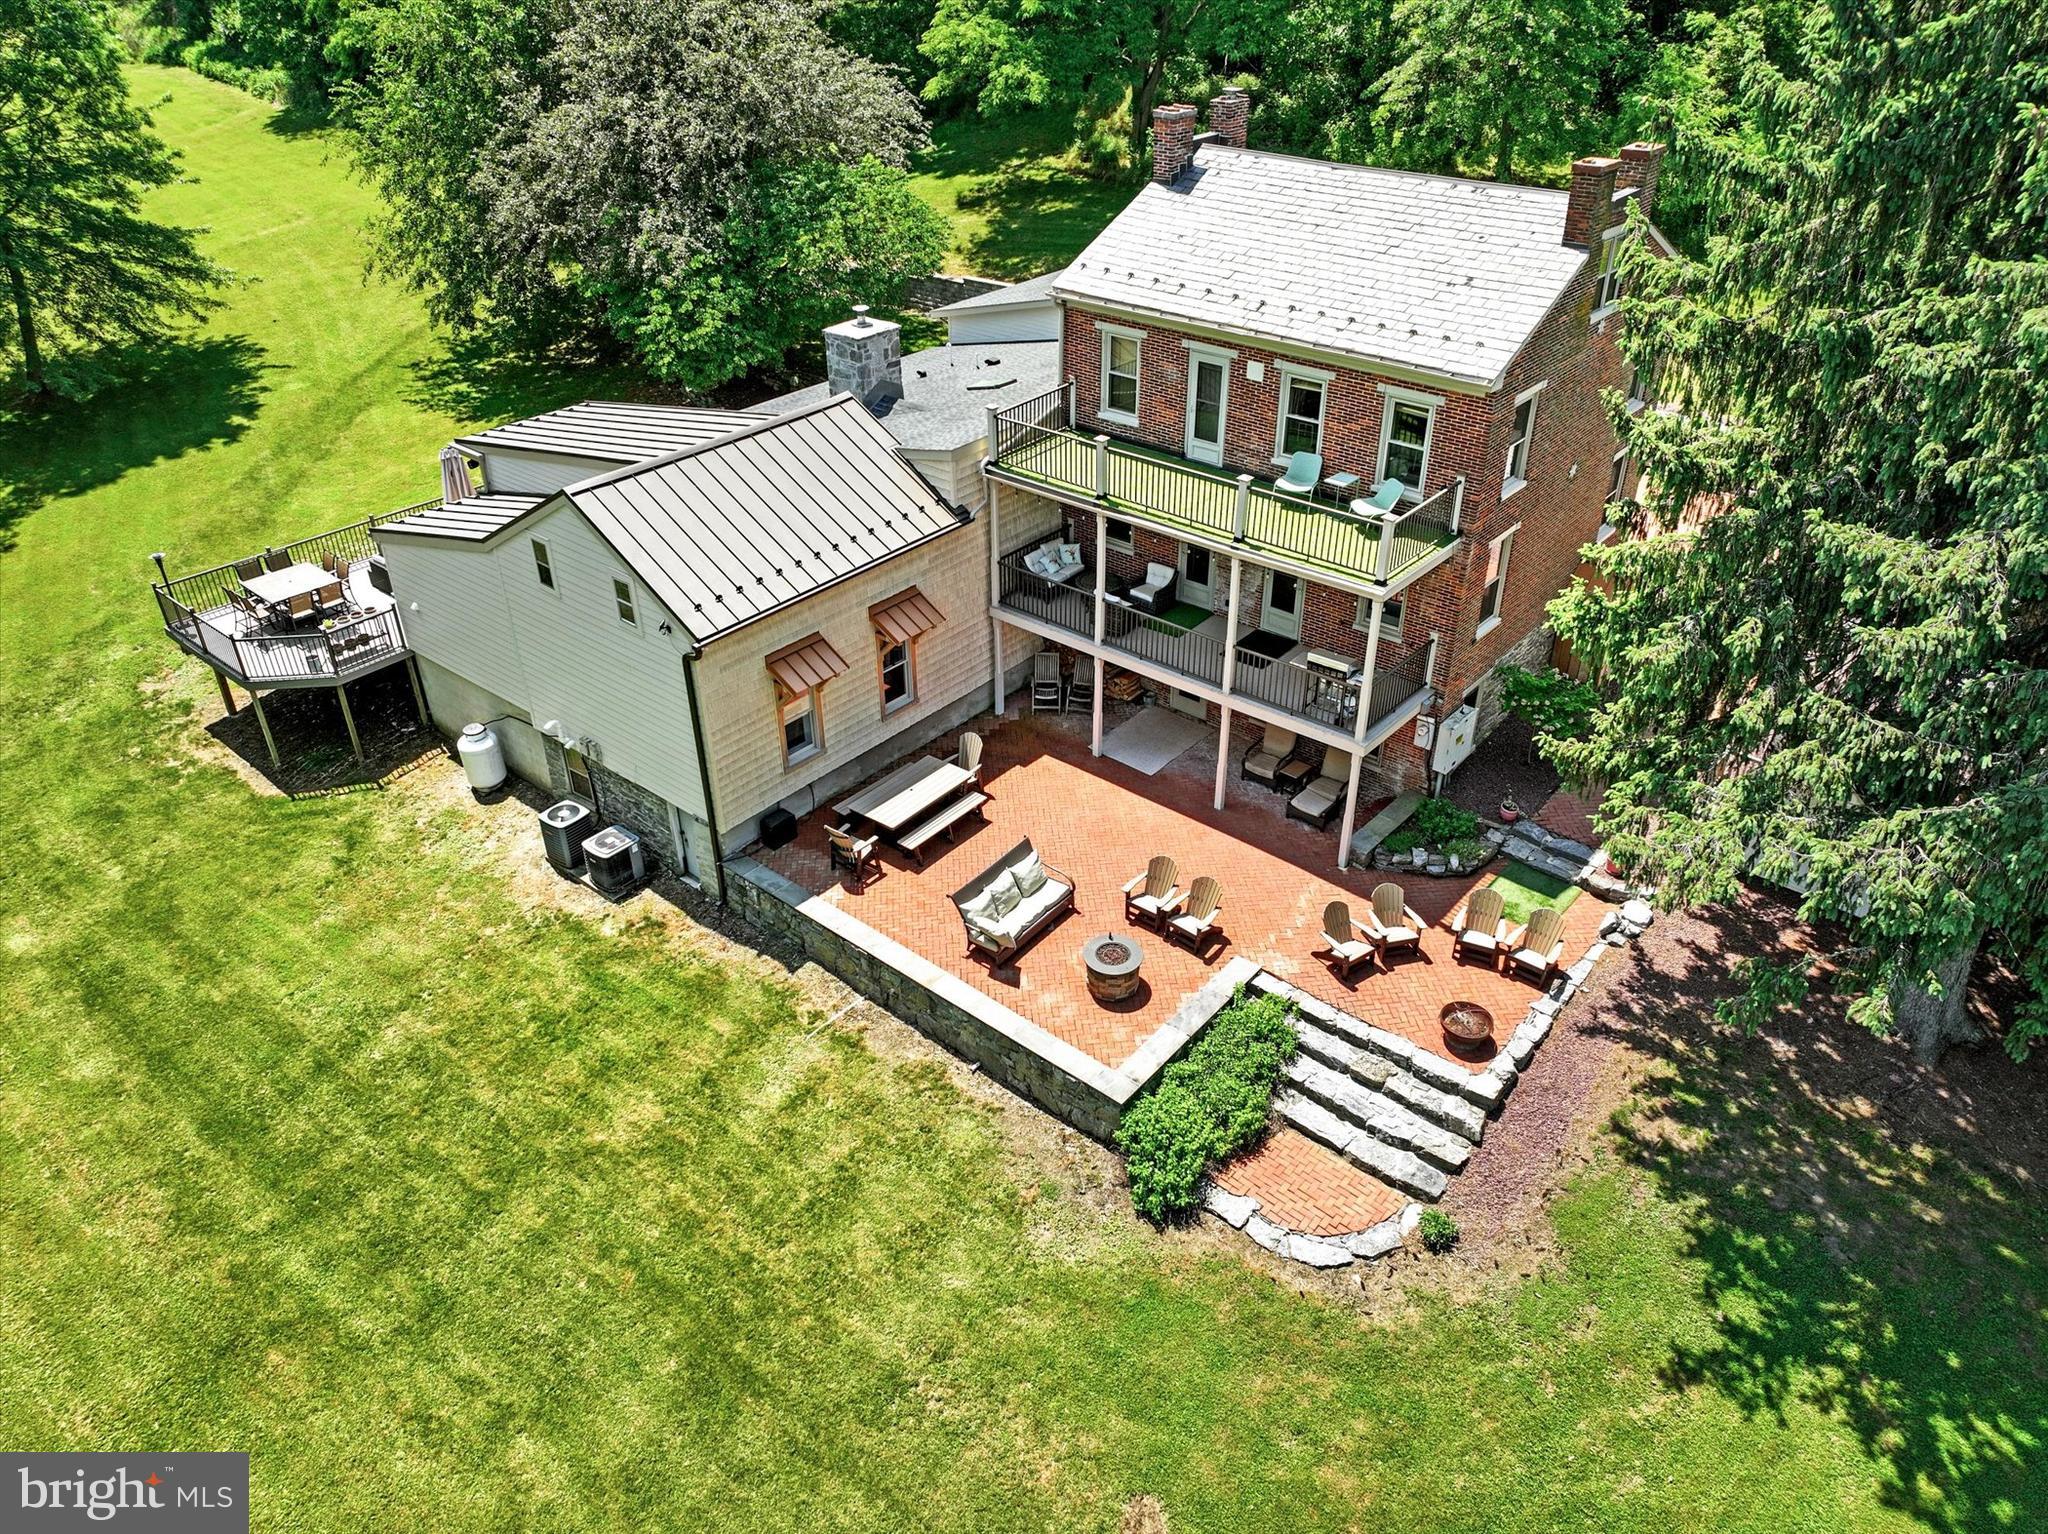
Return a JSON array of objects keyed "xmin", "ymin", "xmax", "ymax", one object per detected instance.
[
  {"xmin": 914, "ymin": 112, "xmax": 1135, "ymax": 279},
  {"xmin": 399, "ymin": 327, "xmax": 662, "ymax": 427},
  {"xmin": 0, "ymin": 334, "xmax": 270, "ymax": 555},
  {"xmin": 1581, "ymin": 894, "xmax": 2048, "ymax": 1532}
]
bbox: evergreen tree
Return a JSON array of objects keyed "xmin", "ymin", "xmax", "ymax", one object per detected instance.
[
  {"xmin": 0, "ymin": 0, "xmax": 224, "ymax": 398},
  {"xmin": 1551, "ymin": 0, "xmax": 2048, "ymax": 1062}
]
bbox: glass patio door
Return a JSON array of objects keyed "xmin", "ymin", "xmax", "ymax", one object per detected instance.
[{"xmin": 1184, "ymin": 354, "xmax": 1227, "ymax": 465}]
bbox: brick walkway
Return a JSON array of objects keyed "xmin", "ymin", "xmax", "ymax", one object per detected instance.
[
  {"xmin": 1535, "ymin": 788, "xmax": 1603, "ymax": 847},
  {"xmin": 1212, "ymin": 1128, "xmax": 1405, "ymax": 1236},
  {"xmin": 761, "ymin": 713, "xmax": 1611, "ymax": 1074}
]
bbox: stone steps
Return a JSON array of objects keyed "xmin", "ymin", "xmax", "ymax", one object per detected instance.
[
  {"xmin": 1283, "ymin": 1055, "xmax": 1473, "ymax": 1172},
  {"xmin": 1274, "ymin": 1087, "xmax": 1450, "ymax": 1202},
  {"xmin": 1300, "ymin": 994, "xmax": 1510, "ymax": 1113},
  {"xmin": 1290, "ymin": 1017, "xmax": 1487, "ymax": 1144}
]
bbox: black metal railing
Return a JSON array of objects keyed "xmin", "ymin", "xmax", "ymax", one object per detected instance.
[
  {"xmin": 994, "ymin": 544, "xmax": 1095, "ymax": 637},
  {"xmin": 1103, "ymin": 603, "xmax": 1226, "ymax": 687}
]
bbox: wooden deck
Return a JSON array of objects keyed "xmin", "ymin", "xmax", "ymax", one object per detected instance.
[{"xmin": 160, "ymin": 565, "xmax": 409, "ymax": 689}]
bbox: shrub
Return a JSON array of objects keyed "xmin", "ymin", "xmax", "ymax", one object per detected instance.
[
  {"xmin": 1443, "ymin": 837, "xmax": 1490, "ymax": 868},
  {"xmin": 1115, "ymin": 988, "xmax": 1298, "ymax": 1222},
  {"xmin": 1417, "ymin": 1208, "xmax": 1460, "ymax": 1254},
  {"xmin": 1411, "ymin": 797, "xmax": 1482, "ymax": 846},
  {"xmin": 1382, "ymin": 829, "xmax": 1422, "ymax": 856}
]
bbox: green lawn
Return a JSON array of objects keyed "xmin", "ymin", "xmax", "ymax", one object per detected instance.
[
  {"xmin": 1, "ymin": 68, "xmax": 2043, "ymax": 1534},
  {"xmin": 908, "ymin": 113, "xmax": 1133, "ymax": 278}
]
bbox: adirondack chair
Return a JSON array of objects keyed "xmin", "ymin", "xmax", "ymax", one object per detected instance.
[
  {"xmin": 956, "ymin": 731, "xmax": 984, "ymax": 789},
  {"xmin": 1505, "ymin": 905, "xmax": 1568, "ymax": 985},
  {"xmin": 1320, "ymin": 900, "xmax": 1376, "ymax": 979},
  {"xmin": 1121, "ymin": 855, "xmax": 1182, "ymax": 929},
  {"xmin": 1450, "ymin": 885, "xmax": 1509, "ymax": 967},
  {"xmin": 1363, "ymin": 881, "xmax": 1425, "ymax": 960},
  {"xmin": 1165, "ymin": 876, "xmax": 1224, "ymax": 955}
]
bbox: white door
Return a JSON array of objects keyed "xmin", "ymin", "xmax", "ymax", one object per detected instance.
[
  {"xmin": 1183, "ymin": 354, "xmax": 1228, "ymax": 465},
  {"xmin": 1261, "ymin": 568, "xmax": 1303, "ymax": 640},
  {"xmin": 1179, "ymin": 543, "xmax": 1214, "ymax": 607}
]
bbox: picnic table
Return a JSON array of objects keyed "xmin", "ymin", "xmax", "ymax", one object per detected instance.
[
  {"xmin": 244, "ymin": 562, "xmax": 338, "ymax": 606},
  {"xmin": 835, "ymin": 756, "xmax": 971, "ymax": 833}
]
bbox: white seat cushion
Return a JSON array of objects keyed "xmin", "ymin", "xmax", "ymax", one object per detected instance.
[{"xmin": 1169, "ymin": 911, "xmax": 1214, "ymax": 939}]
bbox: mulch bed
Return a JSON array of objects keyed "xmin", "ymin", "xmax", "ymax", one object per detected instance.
[{"xmin": 1440, "ymin": 715, "xmax": 1560, "ymax": 822}]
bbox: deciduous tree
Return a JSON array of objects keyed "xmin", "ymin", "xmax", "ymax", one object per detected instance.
[{"xmin": 1551, "ymin": 0, "xmax": 2048, "ymax": 1063}]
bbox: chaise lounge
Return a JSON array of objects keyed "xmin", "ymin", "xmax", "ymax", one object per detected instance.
[
  {"xmin": 1285, "ymin": 745, "xmax": 1354, "ymax": 828},
  {"xmin": 951, "ymin": 838, "xmax": 1076, "ymax": 964}
]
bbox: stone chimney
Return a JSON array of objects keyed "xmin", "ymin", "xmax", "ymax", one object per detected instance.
[
  {"xmin": 823, "ymin": 305, "xmax": 903, "ymax": 404},
  {"xmin": 1617, "ymin": 141, "xmax": 1666, "ymax": 218},
  {"xmin": 1151, "ymin": 103, "xmax": 1198, "ymax": 184},
  {"xmin": 1563, "ymin": 155, "xmax": 1621, "ymax": 248},
  {"xmin": 1208, "ymin": 88, "xmax": 1250, "ymax": 149}
]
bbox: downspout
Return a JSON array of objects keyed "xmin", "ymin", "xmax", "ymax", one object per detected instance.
[{"xmin": 681, "ymin": 650, "xmax": 728, "ymax": 906}]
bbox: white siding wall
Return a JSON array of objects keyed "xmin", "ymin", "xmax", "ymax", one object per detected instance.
[
  {"xmin": 693, "ymin": 521, "xmax": 993, "ymax": 839},
  {"xmin": 945, "ymin": 304, "xmax": 1061, "ymax": 344},
  {"xmin": 379, "ymin": 502, "xmax": 707, "ymax": 820},
  {"xmin": 480, "ymin": 449, "xmax": 625, "ymax": 496}
]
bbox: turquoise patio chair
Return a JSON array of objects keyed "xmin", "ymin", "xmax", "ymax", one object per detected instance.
[{"xmin": 1276, "ymin": 451, "xmax": 1323, "ymax": 495}]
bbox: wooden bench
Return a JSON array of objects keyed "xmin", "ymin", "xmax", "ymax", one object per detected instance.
[{"xmin": 896, "ymin": 791, "xmax": 990, "ymax": 866}]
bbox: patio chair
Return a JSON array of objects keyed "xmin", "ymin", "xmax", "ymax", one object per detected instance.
[
  {"xmin": 1240, "ymin": 724, "xmax": 1302, "ymax": 788},
  {"xmin": 1285, "ymin": 746, "xmax": 1353, "ymax": 829},
  {"xmin": 1504, "ymin": 905, "xmax": 1568, "ymax": 986},
  {"xmin": 1031, "ymin": 652, "xmax": 1063, "ymax": 712},
  {"xmin": 285, "ymin": 592, "xmax": 316, "ymax": 623},
  {"xmin": 228, "ymin": 590, "xmax": 268, "ymax": 630},
  {"xmin": 1450, "ymin": 885, "xmax": 1509, "ymax": 967},
  {"xmin": 1319, "ymin": 900, "xmax": 1376, "ymax": 980},
  {"xmin": 1127, "ymin": 562, "xmax": 1177, "ymax": 615},
  {"xmin": 320, "ymin": 552, "xmax": 339, "ymax": 573},
  {"xmin": 332, "ymin": 556, "xmax": 352, "ymax": 584},
  {"xmin": 233, "ymin": 557, "xmax": 265, "ymax": 582},
  {"xmin": 1064, "ymin": 662, "xmax": 1094, "ymax": 715},
  {"xmin": 1276, "ymin": 450, "xmax": 1323, "ymax": 496},
  {"xmin": 827, "ymin": 824, "xmax": 880, "ymax": 885},
  {"xmin": 1363, "ymin": 881, "xmax": 1425, "ymax": 960},
  {"xmin": 1121, "ymin": 855, "xmax": 1182, "ymax": 930},
  {"xmin": 1352, "ymin": 477, "xmax": 1405, "ymax": 515},
  {"xmin": 314, "ymin": 581, "xmax": 346, "ymax": 613},
  {"xmin": 957, "ymin": 731, "xmax": 984, "ymax": 789},
  {"xmin": 264, "ymin": 549, "xmax": 291, "ymax": 572},
  {"xmin": 1165, "ymin": 876, "xmax": 1224, "ymax": 955}
]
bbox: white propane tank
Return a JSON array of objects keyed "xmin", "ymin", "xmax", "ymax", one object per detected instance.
[{"xmin": 457, "ymin": 722, "xmax": 507, "ymax": 794}]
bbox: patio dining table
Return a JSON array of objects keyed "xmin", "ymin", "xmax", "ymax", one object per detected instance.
[
  {"xmin": 244, "ymin": 562, "xmax": 339, "ymax": 606},
  {"xmin": 835, "ymin": 755, "xmax": 972, "ymax": 834}
]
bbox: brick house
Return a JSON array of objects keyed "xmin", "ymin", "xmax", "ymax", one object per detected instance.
[{"xmin": 984, "ymin": 90, "xmax": 1667, "ymax": 864}]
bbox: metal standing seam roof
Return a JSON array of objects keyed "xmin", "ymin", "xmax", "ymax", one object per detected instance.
[
  {"xmin": 453, "ymin": 400, "xmax": 773, "ymax": 464},
  {"xmin": 566, "ymin": 394, "xmax": 968, "ymax": 646},
  {"xmin": 1055, "ymin": 144, "xmax": 1591, "ymax": 389},
  {"xmin": 377, "ymin": 492, "xmax": 548, "ymax": 542}
]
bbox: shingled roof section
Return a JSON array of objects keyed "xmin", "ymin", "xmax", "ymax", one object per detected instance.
[
  {"xmin": 1055, "ymin": 144, "xmax": 1589, "ymax": 389},
  {"xmin": 565, "ymin": 395, "xmax": 968, "ymax": 646}
]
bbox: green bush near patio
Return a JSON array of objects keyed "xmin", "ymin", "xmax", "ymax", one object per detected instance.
[{"xmin": 1116, "ymin": 989, "xmax": 1297, "ymax": 1221}]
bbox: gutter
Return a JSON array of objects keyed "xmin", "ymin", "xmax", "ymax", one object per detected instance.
[{"xmin": 681, "ymin": 651, "xmax": 727, "ymax": 906}]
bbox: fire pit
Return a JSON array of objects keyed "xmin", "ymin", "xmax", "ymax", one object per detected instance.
[
  {"xmin": 1082, "ymin": 932, "xmax": 1145, "ymax": 1004},
  {"xmin": 1439, "ymin": 1001, "xmax": 1495, "ymax": 1058}
]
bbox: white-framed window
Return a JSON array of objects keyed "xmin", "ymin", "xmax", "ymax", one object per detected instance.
[
  {"xmin": 1607, "ymin": 450, "xmax": 1631, "ymax": 504},
  {"xmin": 1273, "ymin": 368, "xmax": 1330, "ymax": 461},
  {"xmin": 1100, "ymin": 327, "xmax": 1142, "ymax": 421},
  {"xmin": 612, "ymin": 578, "xmax": 637, "ymax": 626},
  {"xmin": 532, "ymin": 539, "xmax": 555, "ymax": 590},
  {"xmin": 1504, "ymin": 388, "xmax": 1541, "ymax": 494},
  {"xmin": 1595, "ymin": 231, "xmax": 1627, "ymax": 313},
  {"xmin": 1476, "ymin": 526, "xmax": 1517, "ymax": 638},
  {"xmin": 1353, "ymin": 595, "xmax": 1404, "ymax": 641},
  {"xmin": 780, "ymin": 688, "xmax": 821, "ymax": 764},
  {"xmin": 1104, "ymin": 516, "xmax": 1136, "ymax": 552},
  {"xmin": 879, "ymin": 638, "xmax": 914, "ymax": 712},
  {"xmin": 1377, "ymin": 390, "xmax": 1437, "ymax": 498},
  {"xmin": 1625, "ymin": 358, "xmax": 1651, "ymax": 411}
]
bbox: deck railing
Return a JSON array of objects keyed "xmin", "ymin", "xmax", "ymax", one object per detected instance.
[
  {"xmin": 990, "ymin": 388, "xmax": 1463, "ymax": 587},
  {"xmin": 994, "ymin": 545, "xmax": 1096, "ymax": 637},
  {"xmin": 151, "ymin": 501, "xmax": 436, "ymax": 684},
  {"xmin": 1104, "ymin": 604, "xmax": 1227, "ymax": 688}
]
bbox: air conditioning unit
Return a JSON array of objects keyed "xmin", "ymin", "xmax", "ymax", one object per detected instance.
[
  {"xmin": 583, "ymin": 824, "xmax": 646, "ymax": 897},
  {"xmin": 539, "ymin": 800, "xmax": 595, "ymax": 873},
  {"xmin": 1430, "ymin": 703, "xmax": 1480, "ymax": 774}
]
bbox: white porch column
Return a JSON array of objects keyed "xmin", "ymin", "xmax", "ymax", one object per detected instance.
[
  {"xmin": 1213, "ymin": 555, "xmax": 1246, "ymax": 810},
  {"xmin": 1091, "ymin": 510, "xmax": 1109, "ymax": 755},
  {"xmin": 1336, "ymin": 595, "xmax": 1387, "ymax": 870},
  {"xmin": 988, "ymin": 480, "xmax": 1005, "ymax": 715}
]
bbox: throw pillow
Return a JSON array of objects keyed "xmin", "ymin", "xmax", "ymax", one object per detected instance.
[
  {"xmin": 1013, "ymin": 852, "xmax": 1048, "ymax": 897},
  {"xmin": 986, "ymin": 876, "xmax": 1021, "ymax": 918}
]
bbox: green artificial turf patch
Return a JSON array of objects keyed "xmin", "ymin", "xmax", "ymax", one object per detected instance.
[{"xmin": 1488, "ymin": 859, "xmax": 1583, "ymax": 926}]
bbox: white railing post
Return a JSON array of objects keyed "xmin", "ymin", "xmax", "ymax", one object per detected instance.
[
  {"xmin": 1375, "ymin": 505, "xmax": 1396, "ymax": 583},
  {"xmin": 1233, "ymin": 474, "xmax": 1252, "ymax": 542},
  {"xmin": 1065, "ymin": 378, "xmax": 1077, "ymax": 428},
  {"xmin": 1337, "ymin": 595, "xmax": 1387, "ymax": 869},
  {"xmin": 988, "ymin": 480, "xmax": 1006, "ymax": 715},
  {"xmin": 985, "ymin": 405, "xmax": 1000, "ymax": 465},
  {"xmin": 1450, "ymin": 475, "xmax": 1465, "ymax": 534},
  {"xmin": 1214, "ymin": 554, "xmax": 1247, "ymax": 810},
  {"xmin": 1094, "ymin": 435, "xmax": 1111, "ymax": 497}
]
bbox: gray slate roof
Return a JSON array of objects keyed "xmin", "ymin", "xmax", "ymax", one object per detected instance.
[
  {"xmin": 928, "ymin": 269, "xmax": 1066, "ymax": 315},
  {"xmin": 565, "ymin": 394, "xmax": 967, "ymax": 645},
  {"xmin": 454, "ymin": 400, "xmax": 770, "ymax": 464},
  {"xmin": 379, "ymin": 492, "xmax": 547, "ymax": 542},
  {"xmin": 1056, "ymin": 145, "xmax": 1589, "ymax": 388},
  {"xmin": 754, "ymin": 341, "xmax": 1059, "ymax": 453}
]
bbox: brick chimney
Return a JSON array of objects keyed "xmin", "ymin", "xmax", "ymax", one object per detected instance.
[
  {"xmin": 823, "ymin": 305, "xmax": 903, "ymax": 404},
  {"xmin": 1563, "ymin": 155, "xmax": 1621, "ymax": 248},
  {"xmin": 1151, "ymin": 103, "xmax": 1198, "ymax": 184},
  {"xmin": 1617, "ymin": 141, "xmax": 1666, "ymax": 218},
  {"xmin": 1208, "ymin": 88, "xmax": 1250, "ymax": 149}
]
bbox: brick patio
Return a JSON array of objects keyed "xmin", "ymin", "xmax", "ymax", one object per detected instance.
[{"xmin": 760, "ymin": 710, "xmax": 1610, "ymax": 1073}]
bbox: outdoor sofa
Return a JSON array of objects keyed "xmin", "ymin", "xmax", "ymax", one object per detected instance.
[
  {"xmin": 1022, "ymin": 539, "xmax": 1085, "ymax": 585},
  {"xmin": 951, "ymin": 838, "xmax": 1075, "ymax": 963}
]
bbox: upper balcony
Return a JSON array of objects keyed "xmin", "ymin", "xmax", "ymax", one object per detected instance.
[{"xmin": 985, "ymin": 386, "xmax": 1462, "ymax": 591}]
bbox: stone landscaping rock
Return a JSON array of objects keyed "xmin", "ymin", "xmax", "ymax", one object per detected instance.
[
  {"xmin": 1399, "ymin": 1203, "xmax": 1423, "ymax": 1236},
  {"xmin": 1619, "ymin": 897, "xmax": 1655, "ymax": 929},
  {"xmin": 1201, "ymin": 1183, "xmax": 1259, "ymax": 1230},
  {"xmin": 1344, "ymin": 1220, "xmax": 1405, "ymax": 1259},
  {"xmin": 1284, "ymin": 1234, "xmax": 1355, "ymax": 1268},
  {"xmin": 1244, "ymin": 1213, "xmax": 1288, "ymax": 1254}
]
